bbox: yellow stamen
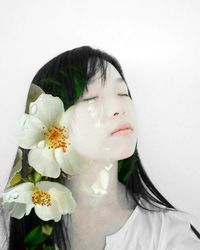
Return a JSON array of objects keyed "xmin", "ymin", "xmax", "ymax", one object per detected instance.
[
  {"xmin": 44, "ymin": 125, "xmax": 70, "ymax": 152},
  {"xmin": 32, "ymin": 188, "xmax": 52, "ymax": 206}
]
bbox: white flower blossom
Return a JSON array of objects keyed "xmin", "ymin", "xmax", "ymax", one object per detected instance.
[
  {"xmin": 2, "ymin": 181, "xmax": 77, "ymax": 222},
  {"xmin": 19, "ymin": 93, "xmax": 83, "ymax": 178}
]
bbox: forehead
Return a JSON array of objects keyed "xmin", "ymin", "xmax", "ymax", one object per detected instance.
[{"xmin": 87, "ymin": 63, "xmax": 126, "ymax": 89}]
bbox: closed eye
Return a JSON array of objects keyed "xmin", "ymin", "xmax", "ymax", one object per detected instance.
[
  {"xmin": 118, "ymin": 94, "xmax": 129, "ymax": 97},
  {"xmin": 82, "ymin": 94, "xmax": 130, "ymax": 101},
  {"xmin": 82, "ymin": 96, "xmax": 98, "ymax": 101}
]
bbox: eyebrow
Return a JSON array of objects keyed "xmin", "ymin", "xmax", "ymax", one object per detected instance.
[{"xmin": 88, "ymin": 77, "xmax": 124, "ymax": 84}]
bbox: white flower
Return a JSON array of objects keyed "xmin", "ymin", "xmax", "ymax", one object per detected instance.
[
  {"xmin": 6, "ymin": 148, "xmax": 23, "ymax": 187},
  {"xmin": 2, "ymin": 181, "xmax": 77, "ymax": 222},
  {"xmin": 19, "ymin": 93, "xmax": 83, "ymax": 178}
]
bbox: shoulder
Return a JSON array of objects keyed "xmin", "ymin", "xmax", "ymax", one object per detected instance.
[{"xmin": 135, "ymin": 198, "xmax": 200, "ymax": 250}]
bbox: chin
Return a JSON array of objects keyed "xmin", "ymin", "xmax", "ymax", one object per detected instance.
[
  {"xmin": 117, "ymin": 151, "xmax": 134, "ymax": 161},
  {"xmin": 107, "ymin": 148, "xmax": 135, "ymax": 162},
  {"xmin": 117, "ymin": 143, "xmax": 137, "ymax": 160}
]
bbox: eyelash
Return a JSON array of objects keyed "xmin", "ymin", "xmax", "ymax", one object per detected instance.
[{"xmin": 82, "ymin": 94, "xmax": 129, "ymax": 101}]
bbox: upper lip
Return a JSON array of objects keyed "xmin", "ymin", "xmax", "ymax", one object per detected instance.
[{"xmin": 111, "ymin": 123, "xmax": 133, "ymax": 135}]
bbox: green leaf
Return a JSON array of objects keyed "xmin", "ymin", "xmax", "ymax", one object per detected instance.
[
  {"xmin": 33, "ymin": 171, "xmax": 42, "ymax": 183},
  {"xmin": 24, "ymin": 225, "xmax": 49, "ymax": 246}
]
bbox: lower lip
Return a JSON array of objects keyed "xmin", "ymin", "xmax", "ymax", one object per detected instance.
[{"xmin": 111, "ymin": 128, "xmax": 133, "ymax": 136}]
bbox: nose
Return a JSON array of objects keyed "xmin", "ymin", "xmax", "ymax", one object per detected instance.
[
  {"xmin": 107, "ymin": 99, "xmax": 126, "ymax": 118},
  {"xmin": 113, "ymin": 111, "xmax": 125, "ymax": 116},
  {"xmin": 100, "ymin": 93, "xmax": 127, "ymax": 120}
]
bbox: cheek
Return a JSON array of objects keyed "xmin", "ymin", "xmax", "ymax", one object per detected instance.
[
  {"xmin": 72, "ymin": 102, "xmax": 108, "ymax": 137},
  {"xmin": 130, "ymin": 106, "xmax": 138, "ymax": 133},
  {"xmin": 124, "ymin": 100, "xmax": 138, "ymax": 131},
  {"xmin": 69, "ymin": 107, "xmax": 107, "ymax": 155}
]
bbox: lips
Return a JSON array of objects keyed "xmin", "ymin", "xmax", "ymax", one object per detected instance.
[{"xmin": 111, "ymin": 124, "xmax": 133, "ymax": 135}]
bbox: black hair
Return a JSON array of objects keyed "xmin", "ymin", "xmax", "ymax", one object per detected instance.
[{"xmin": 8, "ymin": 45, "xmax": 200, "ymax": 249}]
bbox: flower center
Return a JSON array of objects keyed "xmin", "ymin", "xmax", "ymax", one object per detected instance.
[
  {"xmin": 44, "ymin": 125, "xmax": 70, "ymax": 152},
  {"xmin": 32, "ymin": 188, "xmax": 52, "ymax": 206}
]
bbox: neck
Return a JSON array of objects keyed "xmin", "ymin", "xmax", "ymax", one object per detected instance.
[{"xmin": 64, "ymin": 159, "xmax": 131, "ymax": 210}]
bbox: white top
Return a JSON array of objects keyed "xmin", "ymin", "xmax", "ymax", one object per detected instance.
[
  {"xmin": 1, "ymin": 199, "xmax": 200, "ymax": 250},
  {"xmin": 104, "ymin": 198, "xmax": 200, "ymax": 250}
]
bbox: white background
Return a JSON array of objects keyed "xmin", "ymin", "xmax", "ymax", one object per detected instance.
[{"xmin": 0, "ymin": 0, "xmax": 200, "ymax": 230}]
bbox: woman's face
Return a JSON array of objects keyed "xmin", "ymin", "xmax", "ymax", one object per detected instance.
[{"xmin": 68, "ymin": 63, "xmax": 138, "ymax": 162}]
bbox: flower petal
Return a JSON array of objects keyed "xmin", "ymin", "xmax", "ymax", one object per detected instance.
[
  {"xmin": 2, "ymin": 182, "xmax": 33, "ymax": 204},
  {"xmin": 37, "ymin": 181, "xmax": 77, "ymax": 214},
  {"xmin": 19, "ymin": 114, "xmax": 46, "ymax": 149},
  {"xmin": 29, "ymin": 94, "xmax": 65, "ymax": 127},
  {"xmin": 34, "ymin": 201, "xmax": 62, "ymax": 222},
  {"xmin": 25, "ymin": 204, "xmax": 35, "ymax": 215},
  {"xmin": 25, "ymin": 83, "xmax": 45, "ymax": 114},
  {"xmin": 35, "ymin": 181, "xmax": 57, "ymax": 190},
  {"xmin": 34, "ymin": 181, "xmax": 77, "ymax": 221},
  {"xmin": 28, "ymin": 148, "xmax": 60, "ymax": 178},
  {"xmin": 50, "ymin": 187, "xmax": 77, "ymax": 214},
  {"xmin": 17, "ymin": 148, "xmax": 23, "ymax": 160},
  {"xmin": 7, "ymin": 148, "xmax": 23, "ymax": 187},
  {"xmin": 59, "ymin": 105, "xmax": 76, "ymax": 127},
  {"xmin": 54, "ymin": 145, "xmax": 84, "ymax": 175},
  {"xmin": 3, "ymin": 202, "xmax": 32, "ymax": 219}
]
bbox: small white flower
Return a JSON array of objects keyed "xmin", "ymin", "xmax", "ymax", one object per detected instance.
[
  {"xmin": 2, "ymin": 181, "xmax": 77, "ymax": 222},
  {"xmin": 6, "ymin": 148, "xmax": 23, "ymax": 187},
  {"xmin": 19, "ymin": 93, "xmax": 83, "ymax": 178}
]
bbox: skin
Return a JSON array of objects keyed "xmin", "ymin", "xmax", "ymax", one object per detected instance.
[{"xmin": 64, "ymin": 62, "xmax": 138, "ymax": 249}]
